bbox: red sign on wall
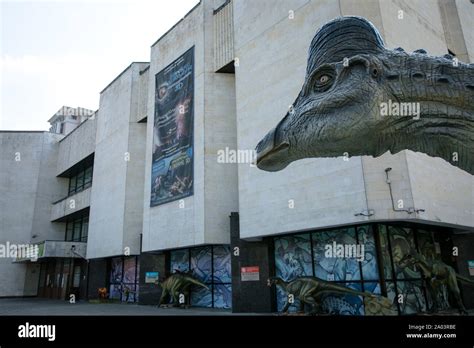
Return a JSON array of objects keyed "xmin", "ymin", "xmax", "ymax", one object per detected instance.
[{"xmin": 241, "ymin": 266, "xmax": 260, "ymax": 281}]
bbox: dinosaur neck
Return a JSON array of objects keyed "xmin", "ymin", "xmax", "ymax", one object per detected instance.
[
  {"xmin": 413, "ymin": 257, "xmax": 432, "ymax": 276},
  {"xmin": 274, "ymin": 278, "xmax": 288, "ymax": 290},
  {"xmin": 384, "ymin": 52, "xmax": 474, "ymax": 110},
  {"xmin": 377, "ymin": 53, "xmax": 474, "ymax": 174}
]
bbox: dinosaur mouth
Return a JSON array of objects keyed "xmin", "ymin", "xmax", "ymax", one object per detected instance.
[
  {"xmin": 256, "ymin": 127, "xmax": 290, "ymax": 171},
  {"xmin": 256, "ymin": 142, "xmax": 290, "ymax": 171}
]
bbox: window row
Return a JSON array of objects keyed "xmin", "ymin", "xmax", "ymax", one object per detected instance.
[
  {"xmin": 65, "ymin": 216, "xmax": 89, "ymax": 242},
  {"xmin": 68, "ymin": 165, "xmax": 93, "ymax": 195}
]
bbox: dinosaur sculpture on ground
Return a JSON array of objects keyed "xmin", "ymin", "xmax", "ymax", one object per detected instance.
[
  {"xmin": 256, "ymin": 16, "xmax": 473, "ymax": 175},
  {"xmin": 399, "ymin": 252, "xmax": 474, "ymax": 314},
  {"xmin": 157, "ymin": 271, "xmax": 209, "ymax": 307},
  {"xmin": 267, "ymin": 276, "xmax": 379, "ymax": 314}
]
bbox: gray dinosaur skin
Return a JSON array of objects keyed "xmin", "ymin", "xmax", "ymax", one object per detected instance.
[{"xmin": 256, "ymin": 16, "xmax": 473, "ymax": 175}]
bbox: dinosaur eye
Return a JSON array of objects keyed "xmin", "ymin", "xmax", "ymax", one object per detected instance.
[
  {"xmin": 312, "ymin": 71, "xmax": 334, "ymax": 92},
  {"xmin": 319, "ymin": 75, "xmax": 329, "ymax": 84}
]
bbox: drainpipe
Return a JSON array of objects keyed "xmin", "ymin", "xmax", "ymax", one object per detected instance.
[
  {"xmin": 70, "ymin": 245, "xmax": 88, "ymax": 261},
  {"xmin": 384, "ymin": 167, "xmax": 425, "ymax": 215}
]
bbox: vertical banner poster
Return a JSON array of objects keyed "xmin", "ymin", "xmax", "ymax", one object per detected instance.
[{"xmin": 151, "ymin": 47, "xmax": 194, "ymax": 207}]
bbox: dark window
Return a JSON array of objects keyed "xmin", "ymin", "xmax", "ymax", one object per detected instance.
[
  {"xmin": 68, "ymin": 175, "xmax": 77, "ymax": 195},
  {"xmin": 73, "ymin": 220, "xmax": 82, "ymax": 242},
  {"xmin": 65, "ymin": 216, "xmax": 89, "ymax": 243},
  {"xmin": 68, "ymin": 164, "xmax": 93, "ymax": 196},
  {"xmin": 84, "ymin": 167, "xmax": 93, "ymax": 188},
  {"xmin": 76, "ymin": 170, "xmax": 85, "ymax": 191},
  {"xmin": 65, "ymin": 222, "xmax": 74, "ymax": 241},
  {"xmin": 81, "ymin": 217, "xmax": 88, "ymax": 242}
]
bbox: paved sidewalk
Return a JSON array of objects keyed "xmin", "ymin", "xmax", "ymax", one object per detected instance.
[{"xmin": 0, "ymin": 298, "xmax": 245, "ymax": 316}]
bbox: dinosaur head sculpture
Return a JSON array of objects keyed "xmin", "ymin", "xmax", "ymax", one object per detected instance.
[{"xmin": 256, "ymin": 16, "xmax": 474, "ymax": 174}]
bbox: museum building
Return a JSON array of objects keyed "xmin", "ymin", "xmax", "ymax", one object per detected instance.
[{"xmin": 1, "ymin": 0, "xmax": 473, "ymax": 314}]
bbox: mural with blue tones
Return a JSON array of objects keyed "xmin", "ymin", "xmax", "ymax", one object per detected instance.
[
  {"xmin": 274, "ymin": 225, "xmax": 381, "ymax": 315},
  {"xmin": 169, "ymin": 245, "xmax": 231, "ymax": 309}
]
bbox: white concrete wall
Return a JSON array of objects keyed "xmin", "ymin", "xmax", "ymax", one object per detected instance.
[
  {"xmin": 143, "ymin": 4, "xmax": 205, "ymax": 252},
  {"xmin": 50, "ymin": 187, "xmax": 91, "ymax": 222},
  {"xmin": 123, "ymin": 63, "xmax": 149, "ymax": 254},
  {"xmin": 234, "ymin": 0, "xmax": 368, "ymax": 239},
  {"xmin": 136, "ymin": 67, "xmax": 149, "ymax": 122},
  {"xmin": 56, "ymin": 117, "xmax": 97, "ymax": 176},
  {"xmin": 0, "ymin": 132, "xmax": 62, "ymax": 296},
  {"xmin": 87, "ymin": 63, "xmax": 149, "ymax": 259},
  {"xmin": 359, "ymin": 150, "xmax": 473, "ymax": 228},
  {"xmin": 455, "ymin": 0, "xmax": 474, "ymax": 63},
  {"xmin": 142, "ymin": 0, "xmax": 238, "ymax": 252},
  {"xmin": 43, "ymin": 240, "xmax": 87, "ymax": 258},
  {"xmin": 378, "ymin": 0, "xmax": 447, "ymax": 55},
  {"xmin": 203, "ymin": 1, "xmax": 238, "ymax": 244},
  {"xmin": 405, "ymin": 151, "xmax": 473, "ymax": 228},
  {"xmin": 233, "ymin": 0, "xmax": 474, "ymax": 239}
]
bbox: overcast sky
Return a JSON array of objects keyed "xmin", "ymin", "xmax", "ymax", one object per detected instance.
[{"xmin": 0, "ymin": 0, "xmax": 199, "ymax": 130}]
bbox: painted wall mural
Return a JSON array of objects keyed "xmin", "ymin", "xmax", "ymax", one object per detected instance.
[
  {"xmin": 151, "ymin": 47, "xmax": 194, "ymax": 207},
  {"xmin": 378, "ymin": 225, "xmax": 457, "ymax": 315},
  {"xmin": 273, "ymin": 224, "xmax": 461, "ymax": 315},
  {"xmin": 169, "ymin": 245, "xmax": 231, "ymax": 309},
  {"xmin": 108, "ymin": 256, "xmax": 139, "ymax": 303},
  {"xmin": 274, "ymin": 226, "xmax": 381, "ymax": 315}
]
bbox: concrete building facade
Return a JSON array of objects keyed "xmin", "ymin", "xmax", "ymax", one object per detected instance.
[{"xmin": 1, "ymin": 0, "xmax": 473, "ymax": 314}]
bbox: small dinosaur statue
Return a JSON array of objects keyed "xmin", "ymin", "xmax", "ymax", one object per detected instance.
[
  {"xmin": 399, "ymin": 252, "xmax": 474, "ymax": 314},
  {"xmin": 157, "ymin": 271, "xmax": 209, "ymax": 307},
  {"xmin": 267, "ymin": 276, "xmax": 378, "ymax": 314}
]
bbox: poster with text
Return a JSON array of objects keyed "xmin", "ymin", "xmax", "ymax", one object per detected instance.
[{"xmin": 151, "ymin": 47, "xmax": 194, "ymax": 207}]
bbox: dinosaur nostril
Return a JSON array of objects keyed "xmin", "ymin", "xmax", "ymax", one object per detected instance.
[
  {"xmin": 437, "ymin": 77, "xmax": 449, "ymax": 84},
  {"xmin": 371, "ymin": 68, "xmax": 379, "ymax": 78},
  {"xmin": 412, "ymin": 73, "xmax": 424, "ymax": 79},
  {"xmin": 386, "ymin": 74, "xmax": 398, "ymax": 80}
]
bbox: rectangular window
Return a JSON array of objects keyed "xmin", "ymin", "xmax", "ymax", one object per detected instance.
[
  {"xmin": 84, "ymin": 167, "xmax": 92, "ymax": 188},
  {"xmin": 76, "ymin": 170, "xmax": 85, "ymax": 191},
  {"xmin": 81, "ymin": 217, "xmax": 88, "ymax": 242},
  {"xmin": 67, "ymin": 165, "xmax": 93, "ymax": 196},
  {"xmin": 68, "ymin": 175, "xmax": 77, "ymax": 195},
  {"xmin": 73, "ymin": 219, "xmax": 82, "ymax": 242},
  {"xmin": 65, "ymin": 222, "xmax": 74, "ymax": 241}
]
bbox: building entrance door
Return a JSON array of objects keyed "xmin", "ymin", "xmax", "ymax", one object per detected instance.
[{"xmin": 38, "ymin": 259, "xmax": 80, "ymax": 300}]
